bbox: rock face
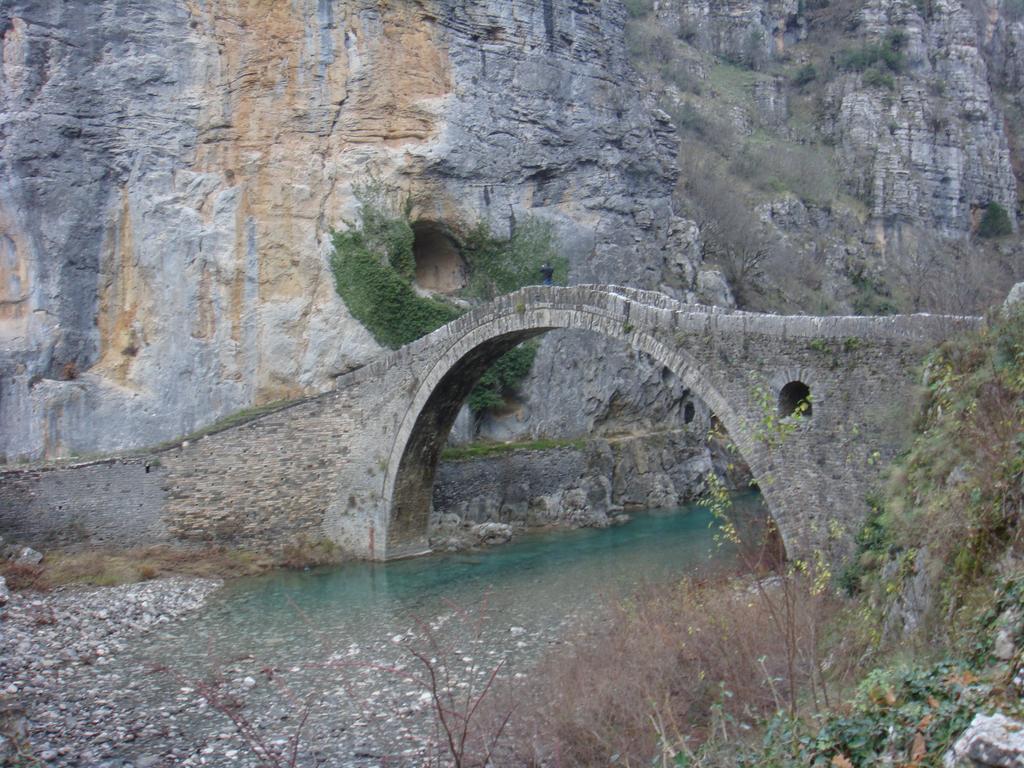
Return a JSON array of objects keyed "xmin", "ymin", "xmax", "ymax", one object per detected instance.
[
  {"xmin": 821, "ymin": 0, "xmax": 1017, "ymax": 238},
  {"xmin": 659, "ymin": 0, "xmax": 1019, "ymax": 240},
  {"xmin": 432, "ymin": 427, "xmax": 715, "ymax": 532},
  {"xmin": 0, "ymin": 1, "xmax": 688, "ymax": 461},
  {"xmin": 663, "ymin": 0, "xmax": 803, "ymax": 66},
  {"xmin": 945, "ymin": 713, "xmax": 1024, "ymax": 767},
  {"xmin": 648, "ymin": 0, "xmax": 1021, "ymax": 316}
]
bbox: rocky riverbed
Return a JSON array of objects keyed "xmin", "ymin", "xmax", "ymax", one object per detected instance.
[
  {"xmin": 1, "ymin": 577, "xmax": 221, "ymax": 766},
  {"xmin": 0, "ymin": 570, "xmax": 566, "ymax": 766},
  {"xmin": 0, "ymin": 503, "xmax": 749, "ymax": 766}
]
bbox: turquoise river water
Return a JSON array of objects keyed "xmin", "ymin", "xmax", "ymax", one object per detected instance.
[{"xmin": 104, "ymin": 495, "xmax": 765, "ymax": 765}]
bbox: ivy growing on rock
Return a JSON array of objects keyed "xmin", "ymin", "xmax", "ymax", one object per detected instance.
[
  {"xmin": 466, "ymin": 342, "xmax": 539, "ymax": 414},
  {"xmin": 330, "ymin": 224, "xmax": 462, "ymax": 349}
]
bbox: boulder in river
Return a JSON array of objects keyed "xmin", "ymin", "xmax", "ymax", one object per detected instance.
[{"xmin": 472, "ymin": 523, "xmax": 513, "ymax": 546}]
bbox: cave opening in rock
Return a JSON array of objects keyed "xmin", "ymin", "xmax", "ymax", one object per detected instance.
[
  {"xmin": 778, "ymin": 380, "xmax": 812, "ymax": 418},
  {"xmin": 412, "ymin": 221, "xmax": 466, "ymax": 294}
]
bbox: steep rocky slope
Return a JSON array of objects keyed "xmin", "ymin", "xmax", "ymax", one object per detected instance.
[
  {"xmin": 0, "ymin": 0, "xmax": 693, "ymax": 461},
  {"xmin": 637, "ymin": 0, "xmax": 1023, "ymax": 313},
  {"xmin": 4, "ymin": 0, "xmax": 1022, "ymax": 463}
]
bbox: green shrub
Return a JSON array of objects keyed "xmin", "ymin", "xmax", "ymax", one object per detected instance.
[
  {"xmin": 838, "ymin": 33, "xmax": 906, "ymax": 74},
  {"xmin": 461, "ymin": 218, "xmax": 566, "ymax": 301},
  {"xmin": 862, "ymin": 66, "xmax": 896, "ymax": 90},
  {"xmin": 850, "ymin": 268, "xmax": 899, "ymax": 315},
  {"xmin": 751, "ymin": 661, "xmax": 980, "ymax": 766},
  {"xmin": 467, "ymin": 342, "xmax": 539, "ymax": 414},
  {"xmin": 978, "ymin": 202, "xmax": 1013, "ymax": 238},
  {"xmin": 791, "ymin": 63, "xmax": 818, "ymax": 87},
  {"xmin": 330, "ymin": 228, "xmax": 462, "ymax": 349}
]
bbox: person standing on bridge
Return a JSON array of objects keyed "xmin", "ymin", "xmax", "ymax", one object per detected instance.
[{"xmin": 540, "ymin": 262, "xmax": 554, "ymax": 286}]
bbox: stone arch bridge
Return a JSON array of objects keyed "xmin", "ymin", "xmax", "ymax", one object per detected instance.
[{"xmin": 0, "ymin": 286, "xmax": 981, "ymax": 562}]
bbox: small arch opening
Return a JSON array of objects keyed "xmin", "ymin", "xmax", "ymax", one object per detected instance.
[
  {"xmin": 412, "ymin": 221, "xmax": 466, "ymax": 294},
  {"xmin": 778, "ymin": 380, "xmax": 812, "ymax": 418}
]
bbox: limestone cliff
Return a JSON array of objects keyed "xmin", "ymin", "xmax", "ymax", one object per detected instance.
[
  {"xmin": 0, "ymin": 1, "xmax": 688, "ymax": 461},
  {"xmin": 644, "ymin": 0, "xmax": 1022, "ymax": 313}
]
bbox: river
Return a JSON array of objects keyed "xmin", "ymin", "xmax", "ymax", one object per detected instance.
[{"xmin": 57, "ymin": 495, "xmax": 765, "ymax": 766}]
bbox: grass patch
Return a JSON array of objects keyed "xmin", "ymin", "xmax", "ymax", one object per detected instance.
[
  {"xmin": 706, "ymin": 61, "xmax": 763, "ymax": 102},
  {"xmin": 440, "ymin": 437, "xmax": 587, "ymax": 462},
  {"xmin": 0, "ymin": 542, "xmax": 352, "ymax": 592},
  {"xmin": 153, "ymin": 398, "xmax": 304, "ymax": 451}
]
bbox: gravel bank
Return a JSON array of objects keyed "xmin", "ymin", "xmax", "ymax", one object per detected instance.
[{"xmin": 1, "ymin": 577, "xmax": 221, "ymax": 766}]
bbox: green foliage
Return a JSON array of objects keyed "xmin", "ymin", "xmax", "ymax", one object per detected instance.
[
  {"xmin": 862, "ymin": 66, "xmax": 896, "ymax": 90},
  {"xmin": 460, "ymin": 218, "xmax": 566, "ymax": 301},
  {"xmin": 838, "ymin": 32, "xmax": 907, "ymax": 76},
  {"xmin": 331, "ymin": 194, "xmax": 556, "ymax": 415},
  {"xmin": 838, "ymin": 499, "xmax": 890, "ymax": 595},
  {"xmin": 853, "ymin": 308, "xmax": 1024, "ymax": 627},
  {"xmin": 849, "ymin": 268, "xmax": 899, "ymax": 315},
  {"xmin": 743, "ymin": 661, "xmax": 983, "ymax": 766},
  {"xmin": 622, "ymin": 0, "xmax": 653, "ymax": 19},
  {"xmin": 791, "ymin": 63, "xmax": 818, "ymax": 87},
  {"xmin": 329, "ymin": 188, "xmax": 561, "ymax": 416},
  {"xmin": 978, "ymin": 202, "xmax": 1013, "ymax": 239},
  {"xmin": 963, "ymin": 575, "xmax": 1024, "ymax": 664},
  {"xmin": 751, "ymin": 382, "xmax": 810, "ymax": 449},
  {"xmin": 330, "ymin": 226, "xmax": 462, "ymax": 349},
  {"xmin": 842, "ymin": 337, "xmax": 863, "ymax": 353},
  {"xmin": 329, "ymin": 181, "xmax": 463, "ymax": 349},
  {"xmin": 466, "ymin": 342, "xmax": 538, "ymax": 414}
]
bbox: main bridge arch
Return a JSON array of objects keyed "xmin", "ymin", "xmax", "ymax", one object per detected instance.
[
  {"xmin": 361, "ymin": 283, "xmax": 977, "ymax": 562},
  {"xmin": 381, "ymin": 290, "xmax": 775, "ymax": 559}
]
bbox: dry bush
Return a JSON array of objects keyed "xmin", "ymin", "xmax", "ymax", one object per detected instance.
[
  {"xmin": 0, "ymin": 561, "xmax": 44, "ymax": 591},
  {"xmin": 279, "ymin": 537, "xmax": 344, "ymax": 570},
  {"xmin": 500, "ymin": 573, "xmax": 837, "ymax": 766},
  {"xmin": 889, "ymin": 236, "xmax": 1021, "ymax": 315},
  {"xmin": 683, "ymin": 160, "xmax": 775, "ymax": 308}
]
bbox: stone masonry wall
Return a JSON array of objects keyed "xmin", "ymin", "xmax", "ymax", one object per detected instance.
[
  {"xmin": 433, "ymin": 447, "xmax": 587, "ymax": 524},
  {"xmin": 0, "ymin": 458, "xmax": 168, "ymax": 547}
]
